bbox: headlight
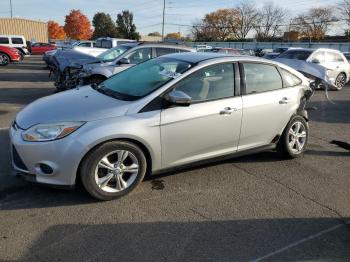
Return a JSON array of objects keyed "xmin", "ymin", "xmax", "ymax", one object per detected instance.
[{"xmin": 22, "ymin": 122, "xmax": 85, "ymax": 142}]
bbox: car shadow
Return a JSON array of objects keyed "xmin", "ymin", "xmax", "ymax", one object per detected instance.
[{"xmin": 8, "ymin": 218, "xmax": 350, "ymax": 262}]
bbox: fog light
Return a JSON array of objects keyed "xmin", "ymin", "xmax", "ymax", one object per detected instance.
[{"xmin": 39, "ymin": 163, "xmax": 53, "ymax": 175}]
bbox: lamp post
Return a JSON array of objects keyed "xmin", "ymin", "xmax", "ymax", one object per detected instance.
[
  {"xmin": 161, "ymin": 0, "xmax": 165, "ymax": 41},
  {"xmin": 10, "ymin": 0, "xmax": 13, "ymax": 18}
]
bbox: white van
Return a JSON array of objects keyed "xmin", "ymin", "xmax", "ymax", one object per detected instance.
[{"xmin": 0, "ymin": 35, "xmax": 30, "ymax": 56}]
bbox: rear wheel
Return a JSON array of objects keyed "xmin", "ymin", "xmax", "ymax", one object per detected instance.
[
  {"xmin": 334, "ymin": 73, "xmax": 346, "ymax": 91},
  {"xmin": 80, "ymin": 141, "xmax": 147, "ymax": 201},
  {"xmin": 0, "ymin": 53, "xmax": 10, "ymax": 66},
  {"xmin": 277, "ymin": 115, "xmax": 308, "ymax": 158}
]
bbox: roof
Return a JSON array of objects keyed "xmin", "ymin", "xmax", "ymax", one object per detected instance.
[{"xmin": 161, "ymin": 52, "xmax": 243, "ymax": 63}]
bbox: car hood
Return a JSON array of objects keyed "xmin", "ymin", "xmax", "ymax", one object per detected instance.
[
  {"xmin": 274, "ymin": 58, "xmax": 336, "ymax": 87},
  {"xmin": 53, "ymin": 49, "xmax": 101, "ymax": 71},
  {"xmin": 16, "ymin": 86, "xmax": 132, "ymax": 129}
]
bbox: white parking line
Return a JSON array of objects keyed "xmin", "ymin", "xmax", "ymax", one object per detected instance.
[
  {"xmin": 0, "ymin": 127, "xmax": 8, "ymax": 130},
  {"xmin": 251, "ymin": 222, "xmax": 348, "ymax": 262}
]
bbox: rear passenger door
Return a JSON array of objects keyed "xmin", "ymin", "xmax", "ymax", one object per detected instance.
[{"xmin": 238, "ymin": 63, "xmax": 300, "ymax": 151}]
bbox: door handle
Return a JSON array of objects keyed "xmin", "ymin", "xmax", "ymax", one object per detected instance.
[
  {"xmin": 279, "ymin": 97, "xmax": 289, "ymax": 104},
  {"xmin": 220, "ymin": 107, "xmax": 237, "ymax": 115}
]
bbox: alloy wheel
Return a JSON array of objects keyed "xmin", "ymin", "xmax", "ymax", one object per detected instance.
[
  {"xmin": 335, "ymin": 73, "xmax": 346, "ymax": 90},
  {"xmin": 288, "ymin": 121, "xmax": 307, "ymax": 154},
  {"xmin": 0, "ymin": 54, "xmax": 9, "ymax": 65},
  {"xmin": 94, "ymin": 150, "xmax": 139, "ymax": 193}
]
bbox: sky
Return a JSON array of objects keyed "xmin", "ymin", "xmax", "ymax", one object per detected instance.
[{"xmin": 0, "ymin": 0, "xmax": 341, "ymax": 36}]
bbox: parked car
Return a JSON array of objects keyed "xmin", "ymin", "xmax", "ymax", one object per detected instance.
[
  {"xmin": 205, "ymin": 47, "xmax": 241, "ymax": 55},
  {"xmin": 278, "ymin": 48, "xmax": 350, "ymax": 90},
  {"xmin": 31, "ymin": 42, "xmax": 56, "ymax": 55},
  {"xmin": 71, "ymin": 42, "xmax": 194, "ymax": 89},
  {"xmin": 10, "ymin": 52, "xmax": 316, "ymax": 200},
  {"xmin": 0, "ymin": 45, "xmax": 23, "ymax": 66},
  {"xmin": 343, "ymin": 52, "xmax": 350, "ymax": 62},
  {"xmin": 72, "ymin": 38, "xmax": 136, "ymax": 57},
  {"xmin": 264, "ymin": 47, "xmax": 302, "ymax": 60},
  {"xmin": 0, "ymin": 35, "xmax": 30, "ymax": 56}
]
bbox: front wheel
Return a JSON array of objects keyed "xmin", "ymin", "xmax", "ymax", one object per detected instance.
[
  {"xmin": 80, "ymin": 141, "xmax": 147, "ymax": 201},
  {"xmin": 277, "ymin": 115, "xmax": 309, "ymax": 158},
  {"xmin": 0, "ymin": 53, "xmax": 10, "ymax": 66},
  {"xmin": 334, "ymin": 73, "xmax": 346, "ymax": 91}
]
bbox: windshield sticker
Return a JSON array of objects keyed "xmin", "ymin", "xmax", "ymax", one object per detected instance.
[{"xmin": 159, "ymin": 69, "xmax": 181, "ymax": 79}]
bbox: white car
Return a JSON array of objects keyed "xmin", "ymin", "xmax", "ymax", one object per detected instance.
[
  {"xmin": 72, "ymin": 38, "xmax": 136, "ymax": 57},
  {"xmin": 279, "ymin": 48, "xmax": 350, "ymax": 90},
  {"xmin": 0, "ymin": 35, "xmax": 30, "ymax": 56}
]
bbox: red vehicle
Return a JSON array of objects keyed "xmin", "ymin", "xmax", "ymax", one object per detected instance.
[
  {"xmin": 0, "ymin": 45, "xmax": 23, "ymax": 66},
  {"xmin": 31, "ymin": 43, "xmax": 56, "ymax": 55}
]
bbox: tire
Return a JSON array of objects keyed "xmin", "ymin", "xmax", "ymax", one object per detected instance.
[
  {"xmin": 0, "ymin": 53, "xmax": 10, "ymax": 66},
  {"xmin": 334, "ymin": 73, "xmax": 346, "ymax": 91},
  {"xmin": 80, "ymin": 141, "xmax": 147, "ymax": 201},
  {"xmin": 277, "ymin": 115, "xmax": 309, "ymax": 159}
]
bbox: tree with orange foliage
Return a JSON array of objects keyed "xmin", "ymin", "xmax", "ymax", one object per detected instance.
[
  {"xmin": 165, "ymin": 32, "xmax": 181, "ymax": 39},
  {"xmin": 64, "ymin": 10, "xmax": 93, "ymax": 40},
  {"xmin": 48, "ymin": 20, "xmax": 66, "ymax": 40}
]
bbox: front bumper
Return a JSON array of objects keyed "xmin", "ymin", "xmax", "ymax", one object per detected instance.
[{"xmin": 9, "ymin": 123, "xmax": 87, "ymax": 186}]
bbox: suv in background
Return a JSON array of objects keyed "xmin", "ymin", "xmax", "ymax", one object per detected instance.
[
  {"xmin": 0, "ymin": 35, "xmax": 30, "ymax": 56},
  {"xmin": 278, "ymin": 48, "xmax": 350, "ymax": 90},
  {"xmin": 77, "ymin": 42, "xmax": 194, "ymax": 86}
]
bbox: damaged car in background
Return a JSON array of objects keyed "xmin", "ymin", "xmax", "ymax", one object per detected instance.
[
  {"xmin": 276, "ymin": 48, "xmax": 350, "ymax": 90},
  {"xmin": 51, "ymin": 42, "xmax": 194, "ymax": 91}
]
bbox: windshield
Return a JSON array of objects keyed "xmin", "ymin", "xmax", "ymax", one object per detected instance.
[
  {"xmin": 278, "ymin": 50, "xmax": 312, "ymax": 60},
  {"xmin": 97, "ymin": 46, "xmax": 131, "ymax": 62},
  {"xmin": 100, "ymin": 57, "xmax": 192, "ymax": 101}
]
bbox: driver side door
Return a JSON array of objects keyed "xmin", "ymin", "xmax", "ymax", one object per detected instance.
[{"xmin": 160, "ymin": 63, "xmax": 242, "ymax": 168}]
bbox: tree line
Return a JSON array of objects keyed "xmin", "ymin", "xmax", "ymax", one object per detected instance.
[
  {"xmin": 192, "ymin": 0, "xmax": 350, "ymax": 41},
  {"xmin": 48, "ymin": 9, "xmax": 140, "ymax": 41}
]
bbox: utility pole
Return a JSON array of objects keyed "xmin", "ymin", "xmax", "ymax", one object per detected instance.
[
  {"xmin": 161, "ymin": 0, "xmax": 165, "ymax": 41},
  {"xmin": 10, "ymin": 0, "xmax": 13, "ymax": 18}
]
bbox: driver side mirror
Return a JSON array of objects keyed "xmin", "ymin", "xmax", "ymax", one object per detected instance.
[
  {"xmin": 118, "ymin": 57, "xmax": 130, "ymax": 65},
  {"xmin": 166, "ymin": 90, "xmax": 192, "ymax": 107},
  {"xmin": 311, "ymin": 58, "xmax": 320, "ymax": 64}
]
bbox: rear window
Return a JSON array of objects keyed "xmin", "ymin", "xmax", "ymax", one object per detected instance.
[
  {"xmin": 280, "ymin": 68, "xmax": 302, "ymax": 87},
  {"xmin": 0, "ymin": 37, "xmax": 9, "ymax": 44},
  {"xmin": 278, "ymin": 50, "xmax": 312, "ymax": 60},
  {"xmin": 11, "ymin": 38, "xmax": 24, "ymax": 44}
]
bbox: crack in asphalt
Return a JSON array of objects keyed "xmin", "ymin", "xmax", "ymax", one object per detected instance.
[{"xmin": 231, "ymin": 163, "xmax": 347, "ymax": 225}]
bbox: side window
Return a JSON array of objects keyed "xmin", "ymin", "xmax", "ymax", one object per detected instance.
[
  {"xmin": 155, "ymin": 48, "xmax": 176, "ymax": 57},
  {"xmin": 101, "ymin": 40, "xmax": 112, "ymax": 49},
  {"xmin": 11, "ymin": 38, "xmax": 24, "ymax": 44},
  {"xmin": 327, "ymin": 52, "xmax": 345, "ymax": 62},
  {"xmin": 172, "ymin": 63, "xmax": 234, "ymax": 102},
  {"xmin": 0, "ymin": 37, "xmax": 9, "ymax": 44},
  {"xmin": 126, "ymin": 48, "xmax": 152, "ymax": 64},
  {"xmin": 312, "ymin": 51, "xmax": 325, "ymax": 63},
  {"xmin": 95, "ymin": 40, "xmax": 102, "ymax": 47},
  {"xmin": 243, "ymin": 63, "xmax": 283, "ymax": 94},
  {"xmin": 280, "ymin": 68, "xmax": 302, "ymax": 87}
]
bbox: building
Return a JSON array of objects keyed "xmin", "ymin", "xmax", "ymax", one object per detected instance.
[{"xmin": 0, "ymin": 18, "xmax": 48, "ymax": 42}]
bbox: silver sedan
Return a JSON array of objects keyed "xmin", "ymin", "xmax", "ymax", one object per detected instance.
[{"xmin": 10, "ymin": 53, "xmax": 312, "ymax": 200}]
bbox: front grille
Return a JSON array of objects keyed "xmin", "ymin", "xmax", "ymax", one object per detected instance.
[{"xmin": 12, "ymin": 145, "xmax": 28, "ymax": 171}]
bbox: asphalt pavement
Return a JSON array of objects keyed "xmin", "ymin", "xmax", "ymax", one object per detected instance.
[{"xmin": 0, "ymin": 56, "xmax": 349, "ymax": 262}]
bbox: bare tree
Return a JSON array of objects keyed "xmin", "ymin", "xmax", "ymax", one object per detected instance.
[
  {"xmin": 254, "ymin": 2, "xmax": 286, "ymax": 41},
  {"xmin": 291, "ymin": 7, "xmax": 333, "ymax": 40},
  {"xmin": 235, "ymin": 1, "xmax": 258, "ymax": 39},
  {"xmin": 338, "ymin": 0, "xmax": 350, "ymax": 26}
]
